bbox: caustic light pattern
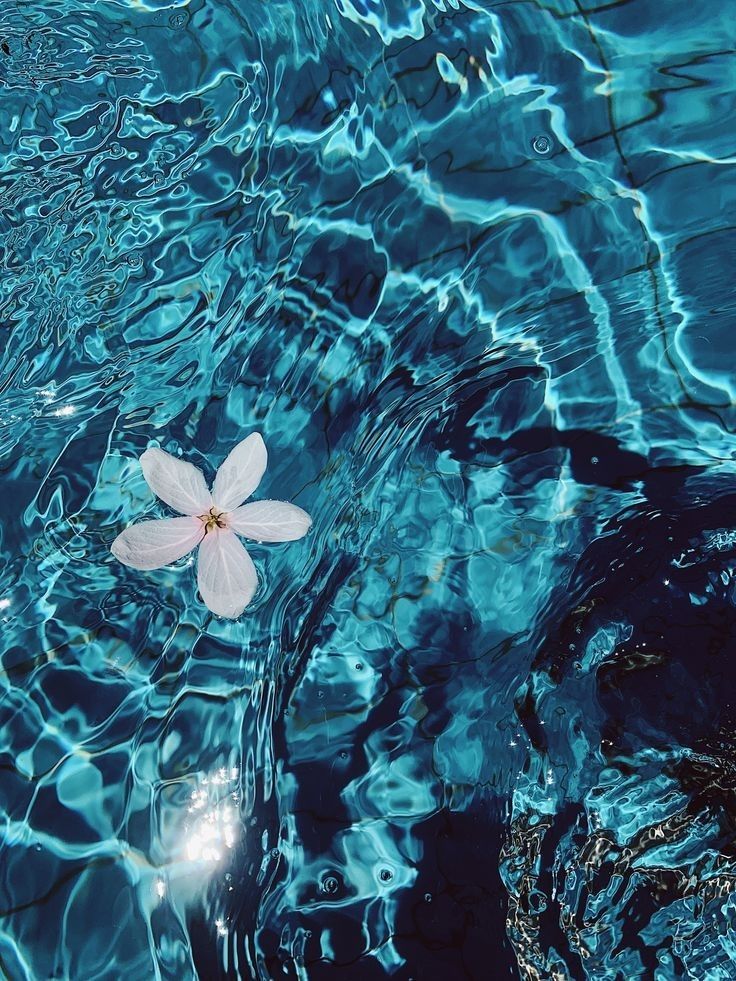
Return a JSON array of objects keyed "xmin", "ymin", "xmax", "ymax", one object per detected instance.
[{"xmin": 0, "ymin": 0, "xmax": 734, "ymax": 979}]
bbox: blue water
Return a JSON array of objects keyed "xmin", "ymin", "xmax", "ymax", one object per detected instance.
[{"xmin": 1, "ymin": 0, "xmax": 734, "ymax": 978}]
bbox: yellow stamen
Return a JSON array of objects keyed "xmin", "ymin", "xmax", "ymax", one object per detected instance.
[{"xmin": 200, "ymin": 507, "xmax": 226, "ymax": 533}]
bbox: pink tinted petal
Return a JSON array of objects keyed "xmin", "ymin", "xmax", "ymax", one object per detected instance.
[
  {"xmin": 228, "ymin": 500, "xmax": 312, "ymax": 542},
  {"xmin": 211, "ymin": 433, "xmax": 267, "ymax": 512},
  {"xmin": 140, "ymin": 447, "xmax": 212, "ymax": 516},
  {"xmin": 197, "ymin": 529, "xmax": 258, "ymax": 618},
  {"xmin": 111, "ymin": 517, "xmax": 204, "ymax": 570}
]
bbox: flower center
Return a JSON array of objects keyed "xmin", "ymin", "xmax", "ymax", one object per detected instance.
[{"xmin": 200, "ymin": 507, "xmax": 226, "ymax": 533}]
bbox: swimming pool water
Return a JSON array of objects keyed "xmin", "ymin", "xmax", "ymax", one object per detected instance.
[{"xmin": 1, "ymin": 0, "xmax": 735, "ymax": 977}]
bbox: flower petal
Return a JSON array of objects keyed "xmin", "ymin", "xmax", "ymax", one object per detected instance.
[
  {"xmin": 111, "ymin": 517, "xmax": 204, "ymax": 570},
  {"xmin": 228, "ymin": 500, "xmax": 312, "ymax": 542},
  {"xmin": 140, "ymin": 447, "xmax": 212, "ymax": 516},
  {"xmin": 211, "ymin": 433, "xmax": 267, "ymax": 512},
  {"xmin": 197, "ymin": 529, "xmax": 258, "ymax": 618}
]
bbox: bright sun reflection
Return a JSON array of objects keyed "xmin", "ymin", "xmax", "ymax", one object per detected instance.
[
  {"xmin": 183, "ymin": 767, "xmax": 240, "ymax": 864},
  {"xmin": 0, "ymin": 598, "xmax": 10, "ymax": 610},
  {"xmin": 53, "ymin": 405, "xmax": 75, "ymax": 417}
]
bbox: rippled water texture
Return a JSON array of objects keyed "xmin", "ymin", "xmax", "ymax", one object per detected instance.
[{"xmin": 1, "ymin": 0, "xmax": 735, "ymax": 978}]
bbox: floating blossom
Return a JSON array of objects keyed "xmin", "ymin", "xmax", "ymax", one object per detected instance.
[{"xmin": 111, "ymin": 433, "xmax": 311, "ymax": 618}]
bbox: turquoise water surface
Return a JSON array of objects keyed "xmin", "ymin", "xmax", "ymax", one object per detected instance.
[{"xmin": 1, "ymin": 0, "xmax": 735, "ymax": 978}]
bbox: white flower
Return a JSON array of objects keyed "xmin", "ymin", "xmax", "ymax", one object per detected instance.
[{"xmin": 111, "ymin": 433, "xmax": 311, "ymax": 618}]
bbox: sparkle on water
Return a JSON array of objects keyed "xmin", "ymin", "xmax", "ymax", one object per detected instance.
[{"xmin": 0, "ymin": 0, "xmax": 734, "ymax": 978}]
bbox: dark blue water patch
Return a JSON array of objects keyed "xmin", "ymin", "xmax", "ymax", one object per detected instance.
[
  {"xmin": 215, "ymin": 804, "xmax": 520, "ymax": 981},
  {"xmin": 388, "ymin": 806, "xmax": 520, "ymax": 980},
  {"xmin": 298, "ymin": 231, "xmax": 387, "ymax": 321},
  {"xmin": 507, "ymin": 477, "xmax": 736, "ymax": 975}
]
